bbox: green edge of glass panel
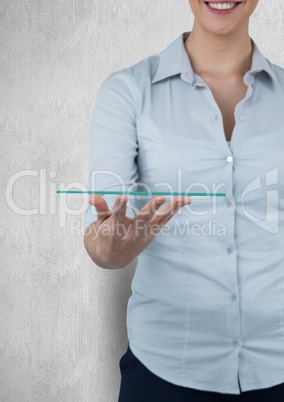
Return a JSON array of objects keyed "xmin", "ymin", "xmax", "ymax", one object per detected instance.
[{"xmin": 56, "ymin": 190, "xmax": 226, "ymax": 197}]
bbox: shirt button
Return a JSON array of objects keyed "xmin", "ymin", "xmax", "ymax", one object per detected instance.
[
  {"xmin": 233, "ymin": 341, "xmax": 239, "ymax": 349},
  {"xmin": 226, "ymin": 200, "xmax": 232, "ymax": 207},
  {"xmin": 226, "ymin": 156, "xmax": 233, "ymax": 163},
  {"xmin": 239, "ymin": 116, "xmax": 246, "ymax": 122},
  {"xmin": 227, "ymin": 247, "xmax": 233, "ymax": 254},
  {"xmin": 231, "ymin": 295, "xmax": 237, "ymax": 302}
]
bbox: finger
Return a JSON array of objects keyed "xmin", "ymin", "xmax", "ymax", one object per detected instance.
[
  {"xmin": 88, "ymin": 195, "xmax": 112, "ymax": 224},
  {"xmin": 150, "ymin": 196, "xmax": 191, "ymax": 226},
  {"xmin": 135, "ymin": 196, "xmax": 166, "ymax": 223},
  {"xmin": 111, "ymin": 195, "xmax": 128, "ymax": 223}
]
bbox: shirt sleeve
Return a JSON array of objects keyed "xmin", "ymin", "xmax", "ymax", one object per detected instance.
[{"xmin": 83, "ymin": 69, "xmax": 139, "ymax": 234}]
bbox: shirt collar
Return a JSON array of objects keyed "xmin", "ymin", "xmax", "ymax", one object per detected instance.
[
  {"xmin": 247, "ymin": 38, "xmax": 276, "ymax": 84},
  {"xmin": 151, "ymin": 31, "xmax": 277, "ymax": 86},
  {"xmin": 151, "ymin": 32, "xmax": 194, "ymax": 85}
]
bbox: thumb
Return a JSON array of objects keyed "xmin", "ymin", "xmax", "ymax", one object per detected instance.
[{"xmin": 88, "ymin": 195, "xmax": 111, "ymax": 224}]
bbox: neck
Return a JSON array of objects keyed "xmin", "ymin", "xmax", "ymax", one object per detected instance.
[{"xmin": 184, "ymin": 24, "xmax": 253, "ymax": 78}]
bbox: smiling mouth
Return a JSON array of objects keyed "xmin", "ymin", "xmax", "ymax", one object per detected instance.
[{"xmin": 205, "ymin": 2, "xmax": 242, "ymax": 11}]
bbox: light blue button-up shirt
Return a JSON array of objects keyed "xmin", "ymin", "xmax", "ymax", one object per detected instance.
[{"xmin": 83, "ymin": 31, "xmax": 284, "ymax": 394}]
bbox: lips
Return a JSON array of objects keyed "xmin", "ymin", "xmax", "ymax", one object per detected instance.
[{"xmin": 204, "ymin": 2, "xmax": 242, "ymax": 14}]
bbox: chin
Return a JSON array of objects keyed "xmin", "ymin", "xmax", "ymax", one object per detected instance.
[{"xmin": 201, "ymin": 20, "xmax": 242, "ymax": 36}]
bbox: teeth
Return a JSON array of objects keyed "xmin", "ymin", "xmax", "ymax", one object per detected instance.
[{"xmin": 208, "ymin": 2, "xmax": 236, "ymax": 10}]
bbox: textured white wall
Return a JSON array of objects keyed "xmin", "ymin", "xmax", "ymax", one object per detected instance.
[{"xmin": 1, "ymin": 1, "xmax": 284, "ymax": 401}]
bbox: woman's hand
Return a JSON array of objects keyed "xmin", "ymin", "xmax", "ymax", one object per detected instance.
[{"xmin": 84, "ymin": 194, "xmax": 191, "ymax": 269}]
